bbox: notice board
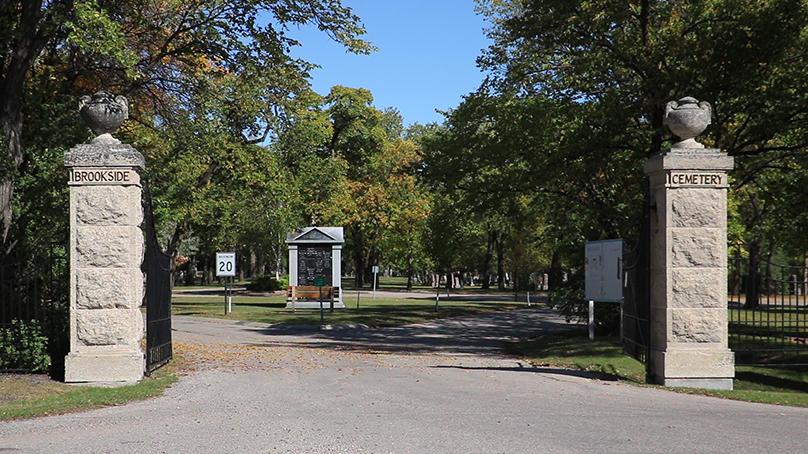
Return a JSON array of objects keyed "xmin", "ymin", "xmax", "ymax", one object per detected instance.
[{"xmin": 297, "ymin": 245, "xmax": 333, "ymax": 286}]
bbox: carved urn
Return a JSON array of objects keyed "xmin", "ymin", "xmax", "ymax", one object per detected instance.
[
  {"xmin": 663, "ymin": 96, "xmax": 712, "ymax": 149},
  {"xmin": 79, "ymin": 91, "xmax": 129, "ymax": 144}
]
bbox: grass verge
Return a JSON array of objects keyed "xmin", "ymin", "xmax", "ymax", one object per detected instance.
[
  {"xmin": 172, "ymin": 295, "xmax": 523, "ymax": 327},
  {"xmin": 0, "ymin": 357, "xmax": 181, "ymax": 421},
  {"xmin": 505, "ymin": 331, "xmax": 646, "ymax": 383},
  {"xmin": 506, "ymin": 331, "xmax": 808, "ymax": 407}
]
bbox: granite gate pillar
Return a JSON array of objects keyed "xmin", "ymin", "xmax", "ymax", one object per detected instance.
[
  {"xmin": 64, "ymin": 92, "xmax": 145, "ymax": 383},
  {"xmin": 645, "ymin": 97, "xmax": 734, "ymax": 390}
]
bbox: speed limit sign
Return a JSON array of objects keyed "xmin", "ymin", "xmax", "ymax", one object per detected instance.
[{"xmin": 216, "ymin": 252, "xmax": 236, "ymax": 277}]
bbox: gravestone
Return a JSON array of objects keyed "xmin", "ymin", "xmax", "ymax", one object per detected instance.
[
  {"xmin": 64, "ymin": 92, "xmax": 145, "ymax": 383},
  {"xmin": 287, "ymin": 227, "xmax": 344, "ymax": 308},
  {"xmin": 644, "ymin": 97, "xmax": 734, "ymax": 390}
]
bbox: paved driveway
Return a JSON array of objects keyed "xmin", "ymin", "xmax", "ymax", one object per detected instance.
[{"xmin": 2, "ymin": 309, "xmax": 807, "ymax": 453}]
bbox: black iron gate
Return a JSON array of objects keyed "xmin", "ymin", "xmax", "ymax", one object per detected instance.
[
  {"xmin": 728, "ymin": 256, "xmax": 808, "ymax": 365},
  {"xmin": 622, "ymin": 182, "xmax": 651, "ymax": 370},
  {"xmin": 143, "ymin": 186, "xmax": 172, "ymax": 375}
]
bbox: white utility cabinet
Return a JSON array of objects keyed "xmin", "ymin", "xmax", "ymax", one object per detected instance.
[{"xmin": 585, "ymin": 239, "xmax": 624, "ymax": 302}]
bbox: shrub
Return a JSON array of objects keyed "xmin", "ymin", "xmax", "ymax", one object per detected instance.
[
  {"xmin": 246, "ymin": 275, "xmax": 289, "ymax": 292},
  {"xmin": 0, "ymin": 320, "xmax": 52, "ymax": 372}
]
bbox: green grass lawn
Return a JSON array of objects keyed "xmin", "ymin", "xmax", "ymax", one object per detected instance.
[
  {"xmin": 0, "ymin": 358, "xmax": 180, "ymax": 421},
  {"xmin": 172, "ymin": 294, "xmax": 524, "ymax": 327},
  {"xmin": 507, "ymin": 331, "xmax": 808, "ymax": 408},
  {"xmin": 505, "ymin": 332, "xmax": 647, "ymax": 382}
]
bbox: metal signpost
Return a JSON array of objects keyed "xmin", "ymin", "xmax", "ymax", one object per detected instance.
[
  {"xmin": 314, "ymin": 276, "xmax": 326, "ymax": 324},
  {"xmin": 216, "ymin": 252, "xmax": 236, "ymax": 314},
  {"xmin": 584, "ymin": 240, "xmax": 624, "ymax": 340},
  {"xmin": 371, "ymin": 265, "xmax": 379, "ymax": 299}
]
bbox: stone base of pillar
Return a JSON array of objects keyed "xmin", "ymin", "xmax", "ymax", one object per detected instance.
[
  {"xmin": 662, "ymin": 378, "xmax": 733, "ymax": 390},
  {"xmin": 64, "ymin": 351, "xmax": 144, "ymax": 384},
  {"xmin": 652, "ymin": 348, "xmax": 734, "ymax": 390},
  {"xmin": 285, "ymin": 300, "xmax": 346, "ymax": 309}
]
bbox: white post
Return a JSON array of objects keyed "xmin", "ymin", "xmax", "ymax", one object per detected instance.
[
  {"xmin": 288, "ymin": 245, "xmax": 298, "ymax": 287},
  {"xmin": 588, "ymin": 300, "xmax": 595, "ymax": 340},
  {"xmin": 372, "ymin": 269, "xmax": 377, "ymax": 299},
  {"xmin": 332, "ymin": 245, "xmax": 341, "ymax": 305}
]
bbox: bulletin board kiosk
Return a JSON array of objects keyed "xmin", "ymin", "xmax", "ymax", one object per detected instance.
[{"xmin": 286, "ymin": 227, "xmax": 344, "ymax": 309}]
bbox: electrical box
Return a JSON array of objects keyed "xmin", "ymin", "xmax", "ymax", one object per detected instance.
[{"xmin": 585, "ymin": 239, "xmax": 624, "ymax": 302}]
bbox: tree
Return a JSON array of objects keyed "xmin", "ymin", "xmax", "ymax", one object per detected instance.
[{"xmin": 0, "ymin": 0, "xmax": 371, "ymax": 258}]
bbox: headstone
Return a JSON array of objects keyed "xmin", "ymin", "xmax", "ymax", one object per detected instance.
[
  {"xmin": 286, "ymin": 227, "xmax": 344, "ymax": 308},
  {"xmin": 644, "ymin": 97, "xmax": 734, "ymax": 390},
  {"xmin": 64, "ymin": 92, "xmax": 145, "ymax": 383}
]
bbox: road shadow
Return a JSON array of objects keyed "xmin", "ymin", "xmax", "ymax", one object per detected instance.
[
  {"xmin": 241, "ymin": 308, "xmax": 582, "ymax": 357},
  {"xmin": 430, "ymin": 364, "xmax": 619, "ymax": 381}
]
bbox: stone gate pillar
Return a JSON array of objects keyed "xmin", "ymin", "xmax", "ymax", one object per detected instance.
[
  {"xmin": 64, "ymin": 92, "xmax": 145, "ymax": 383},
  {"xmin": 645, "ymin": 97, "xmax": 735, "ymax": 390}
]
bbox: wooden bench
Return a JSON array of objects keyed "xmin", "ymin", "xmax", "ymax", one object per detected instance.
[{"xmin": 287, "ymin": 285, "xmax": 341, "ymax": 310}]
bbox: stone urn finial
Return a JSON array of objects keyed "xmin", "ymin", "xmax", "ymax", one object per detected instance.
[
  {"xmin": 663, "ymin": 96, "xmax": 712, "ymax": 149},
  {"xmin": 79, "ymin": 91, "xmax": 129, "ymax": 145}
]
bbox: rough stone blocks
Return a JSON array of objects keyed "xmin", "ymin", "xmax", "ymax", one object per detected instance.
[
  {"xmin": 76, "ymin": 308, "xmax": 143, "ymax": 346},
  {"xmin": 76, "ymin": 268, "xmax": 143, "ymax": 309},
  {"xmin": 75, "ymin": 185, "xmax": 143, "ymax": 226},
  {"xmin": 76, "ymin": 225, "xmax": 143, "ymax": 268},
  {"xmin": 671, "ymin": 228, "xmax": 724, "ymax": 267},
  {"xmin": 670, "ymin": 308, "xmax": 726, "ymax": 343},
  {"xmin": 670, "ymin": 268, "xmax": 725, "ymax": 308},
  {"xmin": 670, "ymin": 189, "xmax": 725, "ymax": 228}
]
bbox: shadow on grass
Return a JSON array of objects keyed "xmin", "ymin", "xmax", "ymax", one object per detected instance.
[
  {"xmin": 736, "ymin": 370, "xmax": 808, "ymax": 393},
  {"xmin": 430, "ymin": 364, "xmax": 619, "ymax": 381}
]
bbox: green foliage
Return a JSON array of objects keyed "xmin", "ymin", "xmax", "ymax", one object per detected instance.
[
  {"xmin": 1, "ymin": 0, "xmax": 373, "ymax": 263},
  {"xmin": 65, "ymin": 0, "xmax": 138, "ymax": 77},
  {"xmin": 0, "ymin": 320, "xmax": 51, "ymax": 372},
  {"xmin": 246, "ymin": 275, "xmax": 289, "ymax": 292}
]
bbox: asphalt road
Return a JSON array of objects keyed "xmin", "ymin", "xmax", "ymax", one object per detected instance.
[{"xmin": 2, "ymin": 309, "xmax": 807, "ymax": 453}]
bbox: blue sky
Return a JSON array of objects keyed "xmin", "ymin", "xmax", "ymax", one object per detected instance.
[{"xmin": 289, "ymin": 0, "xmax": 492, "ymax": 126}]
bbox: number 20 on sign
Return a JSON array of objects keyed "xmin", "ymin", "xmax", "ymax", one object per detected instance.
[{"xmin": 216, "ymin": 252, "xmax": 236, "ymax": 277}]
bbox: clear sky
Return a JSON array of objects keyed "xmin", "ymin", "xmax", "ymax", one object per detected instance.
[{"xmin": 289, "ymin": 0, "xmax": 491, "ymax": 127}]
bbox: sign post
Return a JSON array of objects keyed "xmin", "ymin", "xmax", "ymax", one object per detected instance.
[
  {"xmin": 371, "ymin": 265, "xmax": 379, "ymax": 299},
  {"xmin": 314, "ymin": 276, "xmax": 326, "ymax": 325},
  {"xmin": 216, "ymin": 252, "xmax": 236, "ymax": 314}
]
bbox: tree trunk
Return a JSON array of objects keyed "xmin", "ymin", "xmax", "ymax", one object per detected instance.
[
  {"xmin": 1, "ymin": 0, "xmax": 48, "ymax": 252},
  {"xmin": 746, "ymin": 240, "xmax": 760, "ymax": 308},
  {"xmin": 495, "ymin": 231, "xmax": 505, "ymax": 290},
  {"xmin": 352, "ymin": 229, "xmax": 365, "ymax": 288},
  {"xmin": 549, "ymin": 250, "xmax": 561, "ymax": 291},
  {"xmin": 481, "ymin": 230, "xmax": 494, "ymax": 289},
  {"xmin": 406, "ymin": 255, "xmax": 413, "ymax": 290},
  {"xmin": 803, "ymin": 252, "xmax": 808, "ymax": 296},
  {"xmin": 765, "ymin": 244, "xmax": 774, "ymax": 295}
]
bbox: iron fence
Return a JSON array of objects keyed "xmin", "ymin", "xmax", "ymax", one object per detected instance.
[
  {"xmin": 728, "ymin": 257, "xmax": 808, "ymax": 365},
  {"xmin": 0, "ymin": 246, "xmax": 68, "ymax": 373}
]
